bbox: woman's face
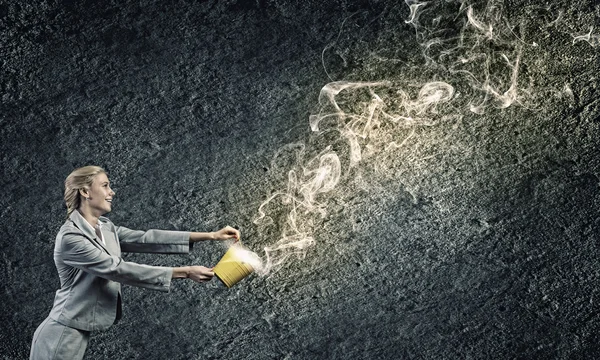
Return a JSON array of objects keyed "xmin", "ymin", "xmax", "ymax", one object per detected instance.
[{"xmin": 84, "ymin": 172, "xmax": 115, "ymax": 215}]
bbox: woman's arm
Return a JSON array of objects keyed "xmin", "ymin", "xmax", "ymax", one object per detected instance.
[
  {"xmin": 114, "ymin": 223, "xmax": 240, "ymax": 253},
  {"xmin": 172, "ymin": 266, "xmax": 214, "ymax": 282},
  {"xmin": 189, "ymin": 226, "xmax": 240, "ymax": 243},
  {"xmin": 115, "ymin": 225, "xmax": 191, "ymax": 254},
  {"xmin": 189, "ymin": 232, "xmax": 215, "ymax": 242},
  {"xmin": 60, "ymin": 232, "xmax": 174, "ymax": 292},
  {"xmin": 61, "ymin": 232, "xmax": 216, "ymax": 288}
]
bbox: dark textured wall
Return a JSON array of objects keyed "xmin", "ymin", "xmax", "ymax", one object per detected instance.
[{"xmin": 1, "ymin": 0, "xmax": 599, "ymax": 359}]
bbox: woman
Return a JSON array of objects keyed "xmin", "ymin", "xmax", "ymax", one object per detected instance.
[{"xmin": 30, "ymin": 166, "xmax": 239, "ymax": 360}]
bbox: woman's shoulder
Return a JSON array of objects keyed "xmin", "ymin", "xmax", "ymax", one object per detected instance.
[
  {"xmin": 57, "ymin": 219, "xmax": 81, "ymax": 236},
  {"xmin": 55, "ymin": 221, "xmax": 84, "ymax": 249}
]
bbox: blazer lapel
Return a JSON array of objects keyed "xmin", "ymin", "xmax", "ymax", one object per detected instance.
[{"xmin": 69, "ymin": 210, "xmax": 113, "ymax": 255}]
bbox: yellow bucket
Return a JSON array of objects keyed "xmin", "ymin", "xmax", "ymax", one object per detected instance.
[{"xmin": 213, "ymin": 243, "xmax": 258, "ymax": 288}]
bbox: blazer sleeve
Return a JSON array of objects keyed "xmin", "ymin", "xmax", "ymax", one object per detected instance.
[
  {"xmin": 115, "ymin": 225, "xmax": 192, "ymax": 254},
  {"xmin": 60, "ymin": 232, "xmax": 173, "ymax": 292}
]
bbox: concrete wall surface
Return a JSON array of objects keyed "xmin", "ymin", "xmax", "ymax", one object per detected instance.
[{"xmin": 1, "ymin": 0, "xmax": 599, "ymax": 359}]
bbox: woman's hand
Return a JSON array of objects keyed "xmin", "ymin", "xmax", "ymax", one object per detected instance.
[
  {"xmin": 187, "ymin": 266, "xmax": 214, "ymax": 283},
  {"xmin": 212, "ymin": 226, "xmax": 240, "ymax": 241}
]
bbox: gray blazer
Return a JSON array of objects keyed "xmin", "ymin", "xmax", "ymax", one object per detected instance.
[{"xmin": 48, "ymin": 209, "xmax": 191, "ymax": 331}]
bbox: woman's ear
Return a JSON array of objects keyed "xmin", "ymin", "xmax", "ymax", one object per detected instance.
[{"xmin": 79, "ymin": 188, "xmax": 89, "ymax": 200}]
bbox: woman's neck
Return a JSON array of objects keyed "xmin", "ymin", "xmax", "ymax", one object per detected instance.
[{"xmin": 78, "ymin": 205, "xmax": 100, "ymax": 228}]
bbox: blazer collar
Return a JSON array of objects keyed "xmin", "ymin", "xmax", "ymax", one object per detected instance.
[{"xmin": 69, "ymin": 209, "xmax": 111, "ymax": 254}]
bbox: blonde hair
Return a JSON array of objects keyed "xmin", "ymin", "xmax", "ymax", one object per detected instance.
[{"xmin": 64, "ymin": 166, "xmax": 106, "ymax": 217}]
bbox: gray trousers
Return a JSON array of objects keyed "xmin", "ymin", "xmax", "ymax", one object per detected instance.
[{"xmin": 30, "ymin": 317, "xmax": 90, "ymax": 360}]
